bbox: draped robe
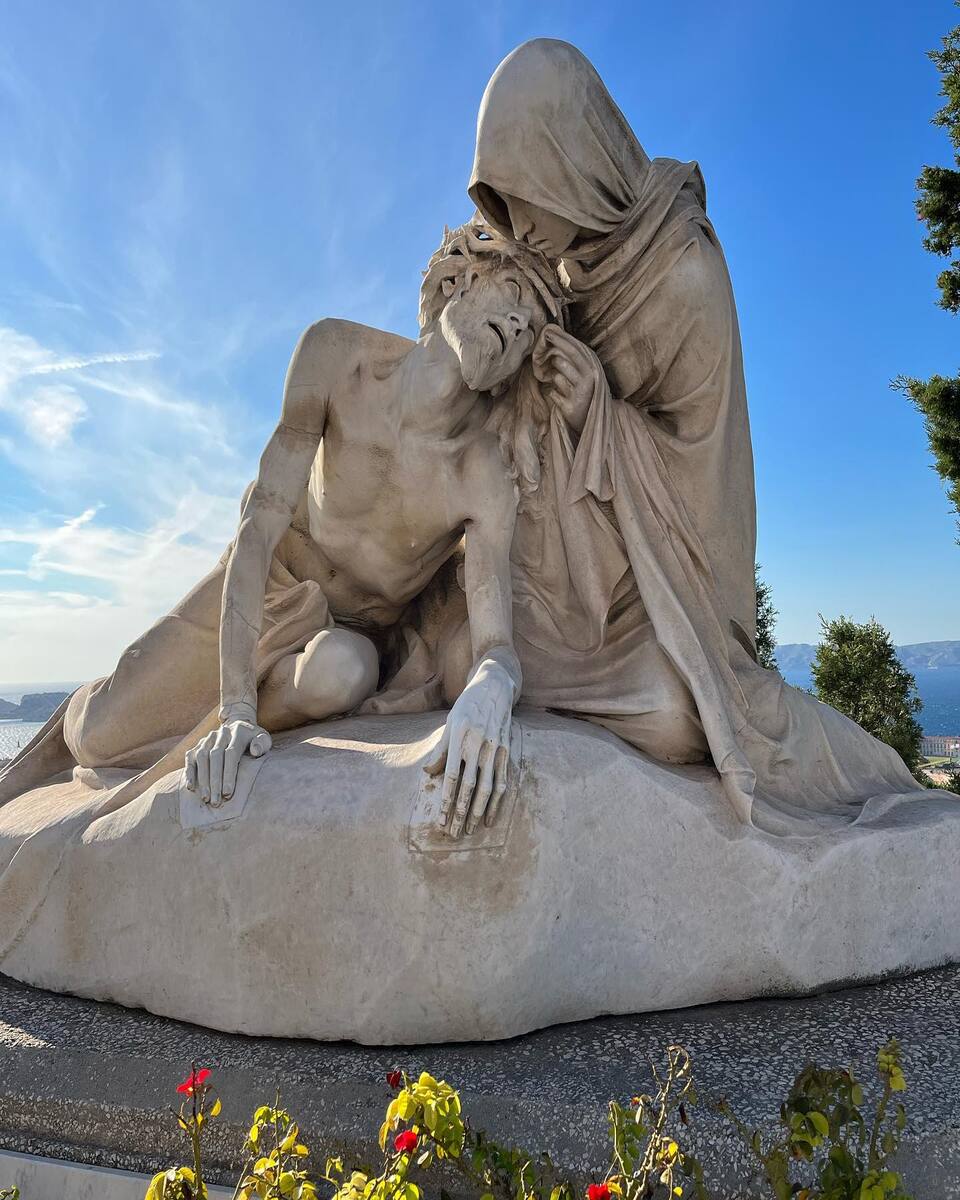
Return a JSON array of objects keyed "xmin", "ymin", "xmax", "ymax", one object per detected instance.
[{"xmin": 469, "ymin": 38, "xmax": 929, "ymax": 831}]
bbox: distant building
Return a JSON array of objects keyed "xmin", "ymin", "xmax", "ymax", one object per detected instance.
[{"xmin": 922, "ymin": 735, "xmax": 960, "ymax": 760}]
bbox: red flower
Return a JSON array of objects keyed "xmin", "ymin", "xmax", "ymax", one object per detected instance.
[
  {"xmin": 386, "ymin": 1070, "xmax": 403, "ymax": 1089},
  {"xmin": 394, "ymin": 1130, "xmax": 418, "ymax": 1154},
  {"xmin": 177, "ymin": 1068, "xmax": 211, "ymax": 1096},
  {"xmin": 587, "ymin": 1185, "xmax": 610, "ymax": 1200}
]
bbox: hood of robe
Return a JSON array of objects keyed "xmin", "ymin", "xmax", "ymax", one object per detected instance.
[{"xmin": 469, "ymin": 39, "xmax": 653, "ymax": 237}]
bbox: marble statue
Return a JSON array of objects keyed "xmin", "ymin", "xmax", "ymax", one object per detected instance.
[{"xmin": 0, "ymin": 38, "xmax": 957, "ymax": 1045}]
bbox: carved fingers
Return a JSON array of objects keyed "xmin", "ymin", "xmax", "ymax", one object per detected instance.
[
  {"xmin": 531, "ymin": 325, "xmax": 595, "ymax": 431},
  {"xmin": 428, "ymin": 667, "xmax": 513, "ymax": 839},
  {"xmin": 184, "ymin": 719, "xmax": 272, "ymax": 807}
]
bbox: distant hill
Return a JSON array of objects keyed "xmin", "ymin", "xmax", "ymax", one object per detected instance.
[
  {"xmin": 776, "ymin": 640, "xmax": 960, "ymax": 678},
  {"xmin": 775, "ymin": 641, "xmax": 960, "ymax": 736},
  {"xmin": 0, "ymin": 692, "xmax": 69, "ymax": 723}
]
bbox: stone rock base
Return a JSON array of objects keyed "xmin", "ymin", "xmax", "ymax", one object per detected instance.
[{"xmin": 0, "ymin": 710, "xmax": 957, "ymax": 1043}]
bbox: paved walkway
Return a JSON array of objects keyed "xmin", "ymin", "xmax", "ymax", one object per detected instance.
[{"xmin": 0, "ymin": 967, "xmax": 957, "ymax": 1196}]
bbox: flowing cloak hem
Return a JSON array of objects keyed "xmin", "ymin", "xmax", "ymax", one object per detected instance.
[{"xmin": 565, "ymin": 368, "xmax": 925, "ymax": 830}]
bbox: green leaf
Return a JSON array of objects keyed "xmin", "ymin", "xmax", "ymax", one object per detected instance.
[{"xmin": 809, "ymin": 1111, "xmax": 829, "ymax": 1136}]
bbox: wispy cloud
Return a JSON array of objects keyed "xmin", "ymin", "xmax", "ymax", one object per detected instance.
[
  {"xmin": 0, "ymin": 321, "xmax": 254, "ymax": 679},
  {"xmin": 21, "ymin": 349, "xmax": 160, "ymax": 377},
  {"xmin": 0, "ymin": 488, "xmax": 240, "ymax": 679},
  {"xmin": 20, "ymin": 384, "xmax": 88, "ymax": 446}
]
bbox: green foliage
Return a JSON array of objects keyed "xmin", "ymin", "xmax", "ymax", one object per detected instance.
[
  {"xmin": 893, "ymin": 373, "xmax": 960, "ymax": 535},
  {"xmin": 916, "ymin": 5, "xmax": 960, "ymax": 311},
  {"xmin": 604, "ymin": 1047, "xmax": 708, "ymax": 1199},
  {"xmin": 901, "ymin": 7, "xmax": 960, "ymax": 535},
  {"xmin": 755, "ymin": 565, "xmax": 780, "ymax": 672},
  {"xmin": 141, "ymin": 1044, "xmax": 916, "ymax": 1200},
  {"xmin": 0, "ymin": 1189, "xmax": 19, "ymax": 1200},
  {"xmin": 811, "ymin": 615, "xmax": 924, "ymax": 772},
  {"xmin": 374, "ymin": 1061, "xmax": 701, "ymax": 1200},
  {"xmin": 237, "ymin": 1103, "xmax": 317, "ymax": 1200},
  {"xmin": 718, "ymin": 1039, "xmax": 910, "ymax": 1200}
]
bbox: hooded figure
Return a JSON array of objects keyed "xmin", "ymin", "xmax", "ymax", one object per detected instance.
[{"xmin": 469, "ymin": 39, "xmax": 929, "ymax": 831}]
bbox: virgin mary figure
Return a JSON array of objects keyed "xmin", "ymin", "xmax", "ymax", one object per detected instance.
[{"xmin": 467, "ymin": 38, "xmax": 933, "ymax": 832}]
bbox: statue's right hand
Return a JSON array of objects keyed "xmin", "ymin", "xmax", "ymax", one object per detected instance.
[{"xmin": 184, "ymin": 720, "xmax": 272, "ymax": 807}]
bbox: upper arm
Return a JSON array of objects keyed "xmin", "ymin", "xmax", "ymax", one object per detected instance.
[
  {"xmin": 242, "ymin": 320, "xmax": 345, "ymax": 540},
  {"xmin": 461, "ymin": 438, "xmax": 518, "ymax": 550}
]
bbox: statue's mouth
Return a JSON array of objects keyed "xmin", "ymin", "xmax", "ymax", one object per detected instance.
[{"xmin": 487, "ymin": 321, "xmax": 507, "ymax": 355}]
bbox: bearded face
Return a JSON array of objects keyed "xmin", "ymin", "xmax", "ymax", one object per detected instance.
[{"xmin": 437, "ymin": 261, "xmax": 549, "ymax": 393}]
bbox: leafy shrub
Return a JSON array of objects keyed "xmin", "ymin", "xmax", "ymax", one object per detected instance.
[{"xmin": 137, "ymin": 1040, "xmax": 912, "ymax": 1200}]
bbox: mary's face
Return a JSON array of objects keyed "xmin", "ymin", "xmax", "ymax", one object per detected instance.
[{"xmin": 501, "ymin": 193, "xmax": 582, "ymax": 259}]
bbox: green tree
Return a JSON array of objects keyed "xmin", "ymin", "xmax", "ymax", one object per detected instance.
[
  {"xmin": 917, "ymin": 6, "xmax": 960, "ymax": 312},
  {"xmin": 895, "ymin": 373, "xmax": 960, "ymax": 536},
  {"xmin": 754, "ymin": 564, "xmax": 779, "ymax": 672},
  {"xmin": 811, "ymin": 616, "xmax": 924, "ymax": 773},
  {"xmin": 898, "ymin": 7, "xmax": 960, "ymax": 535}
]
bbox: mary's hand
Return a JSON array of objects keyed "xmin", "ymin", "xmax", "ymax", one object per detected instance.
[
  {"xmin": 185, "ymin": 719, "xmax": 272, "ymax": 807},
  {"xmin": 532, "ymin": 325, "xmax": 597, "ymax": 433},
  {"xmin": 424, "ymin": 658, "xmax": 514, "ymax": 838}
]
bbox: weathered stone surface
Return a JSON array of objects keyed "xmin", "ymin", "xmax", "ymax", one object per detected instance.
[{"xmin": 0, "ymin": 710, "xmax": 957, "ymax": 1045}]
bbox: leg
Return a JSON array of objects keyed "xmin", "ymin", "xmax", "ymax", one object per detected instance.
[
  {"xmin": 586, "ymin": 642, "xmax": 708, "ymax": 765},
  {"xmin": 257, "ymin": 627, "xmax": 379, "ymax": 732},
  {"xmin": 64, "ymin": 561, "xmax": 226, "ymax": 769}
]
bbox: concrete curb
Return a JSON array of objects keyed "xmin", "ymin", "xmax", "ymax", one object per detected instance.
[{"xmin": 0, "ymin": 1149, "xmax": 231, "ymax": 1199}]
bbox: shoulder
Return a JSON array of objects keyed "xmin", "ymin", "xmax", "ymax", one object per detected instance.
[
  {"xmin": 287, "ymin": 318, "xmax": 414, "ymax": 382},
  {"xmin": 282, "ymin": 319, "xmax": 415, "ymax": 430},
  {"xmin": 460, "ymin": 433, "xmax": 518, "ymax": 527},
  {"xmin": 662, "ymin": 226, "xmax": 735, "ymax": 323}
]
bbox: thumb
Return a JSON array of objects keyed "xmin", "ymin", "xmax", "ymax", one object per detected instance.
[
  {"xmin": 423, "ymin": 726, "xmax": 450, "ymax": 775},
  {"xmin": 250, "ymin": 730, "xmax": 272, "ymax": 757},
  {"xmin": 531, "ymin": 327, "xmax": 555, "ymax": 380}
]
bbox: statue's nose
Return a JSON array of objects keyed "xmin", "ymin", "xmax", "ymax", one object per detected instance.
[{"xmin": 507, "ymin": 309, "xmax": 528, "ymax": 335}]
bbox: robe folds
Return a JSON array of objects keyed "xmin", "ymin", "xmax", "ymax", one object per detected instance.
[
  {"xmin": 504, "ymin": 359, "xmax": 923, "ymax": 835},
  {"xmin": 468, "ymin": 37, "xmax": 926, "ymax": 830}
]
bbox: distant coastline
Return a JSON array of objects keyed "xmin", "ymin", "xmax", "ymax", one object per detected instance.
[
  {"xmin": 0, "ymin": 689, "xmax": 73, "ymax": 723},
  {"xmin": 1, "ymin": 641, "xmax": 958, "ymax": 735}
]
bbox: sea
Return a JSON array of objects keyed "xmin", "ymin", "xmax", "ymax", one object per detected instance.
[
  {"xmin": 0, "ymin": 669, "xmax": 958, "ymax": 762},
  {"xmin": 778, "ymin": 667, "xmax": 960, "ymax": 737},
  {"xmin": 0, "ymin": 680, "xmax": 82, "ymax": 761},
  {"xmin": 0, "ymin": 721, "xmax": 43, "ymax": 759}
]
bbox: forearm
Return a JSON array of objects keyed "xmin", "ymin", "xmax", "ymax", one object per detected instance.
[
  {"xmin": 218, "ymin": 516, "xmax": 275, "ymax": 720},
  {"xmin": 463, "ymin": 516, "xmax": 522, "ymax": 706}
]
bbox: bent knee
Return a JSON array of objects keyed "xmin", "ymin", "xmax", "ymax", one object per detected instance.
[
  {"xmin": 637, "ymin": 703, "xmax": 708, "ymax": 765},
  {"xmin": 63, "ymin": 682, "xmax": 115, "ymax": 766},
  {"xmin": 296, "ymin": 628, "xmax": 379, "ymax": 713}
]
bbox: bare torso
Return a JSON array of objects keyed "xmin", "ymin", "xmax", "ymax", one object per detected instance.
[{"xmin": 274, "ymin": 322, "xmax": 512, "ymax": 631}]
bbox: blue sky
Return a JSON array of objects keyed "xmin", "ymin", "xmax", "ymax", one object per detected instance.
[{"xmin": 1, "ymin": 0, "xmax": 958, "ymax": 682}]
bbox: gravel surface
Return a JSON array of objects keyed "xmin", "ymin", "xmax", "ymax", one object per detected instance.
[{"xmin": 0, "ymin": 968, "xmax": 957, "ymax": 1196}]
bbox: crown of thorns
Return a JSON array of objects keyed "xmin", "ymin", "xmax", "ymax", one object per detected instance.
[{"xmin": 419, "ymin": 220, "xmax": 568, "ymax": 332}]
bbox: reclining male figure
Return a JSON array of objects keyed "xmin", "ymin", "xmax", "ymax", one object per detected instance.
[
  {"xmin": 181, "ymin": 225, "xmax": 568, "ymax": 835},
  {"xmin": 0, "ymin": 225, "xmax": 555, "ymax": 840}
]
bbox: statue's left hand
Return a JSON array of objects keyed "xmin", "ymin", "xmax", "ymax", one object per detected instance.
[
  {"xmin": 185, "ymin": 719, "xmax": 273, "ymax": 807},
  {"xmin": 532, "ymin": 325, "xmax": 597, "ymax": 433},
  {"xmin": 424, "ymin": 658, "xmax": 514, "ymax": 838}
]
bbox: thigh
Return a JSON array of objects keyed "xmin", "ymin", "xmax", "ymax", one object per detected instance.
[{"xmin": 65, "ymin": 562, "xmax": 225, "ymax": 766}]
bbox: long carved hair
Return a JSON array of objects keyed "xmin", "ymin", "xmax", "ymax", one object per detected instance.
[
  {"xmin": 419, "ymin": 220, "xmax": 567, "ymax": 333},
  {"xmin": 419, "ymin": 220, "xmax": 567, "ymax": 509}
]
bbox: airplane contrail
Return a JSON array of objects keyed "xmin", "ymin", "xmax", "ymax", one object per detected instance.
[{"xmin": 23, "ymin": 350, "xmax": 160, "ymax": 376}]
